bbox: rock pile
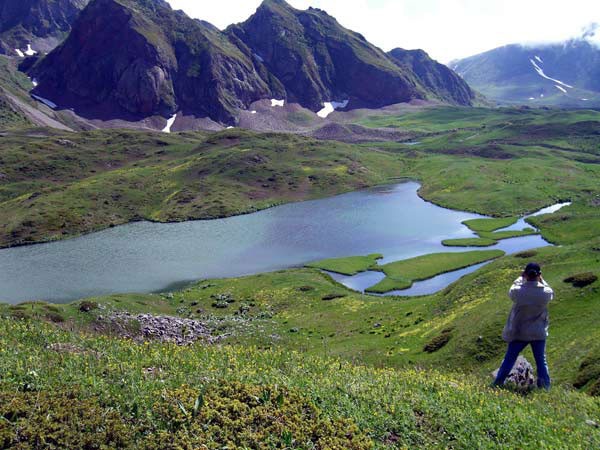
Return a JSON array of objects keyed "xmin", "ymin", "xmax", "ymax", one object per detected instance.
[{"xmin": 106, "ymin": 312, "xmax": 219, "ymax": 346}]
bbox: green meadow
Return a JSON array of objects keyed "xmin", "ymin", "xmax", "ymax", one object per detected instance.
[{"xmin": 1, "ymin": 106, "xmax": 600, "ymax": 447}]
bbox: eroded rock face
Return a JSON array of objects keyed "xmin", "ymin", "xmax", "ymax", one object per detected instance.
[
  {"xmin": 228, "ymin": 0, "xmax": 476, "ymax": 113},
  {"xmin": 30, "ymin": 0, "xmax": 177, "ymax": 117}
]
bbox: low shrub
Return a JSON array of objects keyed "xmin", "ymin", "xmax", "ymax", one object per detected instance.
[
  {"xmin": 45, "ymin": 312, "xmax": 65, "ymax": 323},
  {"xmin": 0, "ymin": 383, "xmax": 372, "ymax": 449},
  {"xmin": 146, "ymin": 382, "xmax": 371, "ymax": 449},
  {"xmin": 79, "ymin": 301, "xmax": 99, "ymax": 312},
  {"xmin": 297, "ymin": 285, "xmax": 315, "ymax": 292},
  {"xmin": 0, "ymin": 391, "xmax": 136, "ymax": 449},
  {"xmin": 564, "ymin": 272, "xmax": 598, "ymax": 288},
  {"xmin": 423, "ymin": 328, "xmax": 454, "ymax": 353},
  {"xmin": 8, "ymin": 310, "xmax": 29, "ymax": 320},
  {"xmin": 574, "ymin": 355, "xmax": 600, "ymax": 392},
  {"xmin": 589, "ymin": 379, "xmax": 600, "ymax": 397}
]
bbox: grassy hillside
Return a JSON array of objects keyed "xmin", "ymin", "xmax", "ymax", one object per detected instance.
[
  {"xmin": 1, "ymin": 107, "xmax": 600, "ymax": 248},
  {"xmin": 0, "ymin": 129, "xmax": 403, "ymax": 247},
  {"xmin": 0, "ymin": 57, "xmax": 32, "ymax": 129},
  {"xmin": 2, "ymin": 105, "xmax": 600, "ymax": 447},
  {"xmin": 3, "ymin": 239, "xmax": 597, "ymax": 388},
  {"xmin": 1, "ymin": 317, "xmax": 599, "ymax": 449}
]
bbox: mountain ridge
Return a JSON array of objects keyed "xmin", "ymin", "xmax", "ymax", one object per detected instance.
[{"xmin": 15, "ymin": 0, "xmax": 475, "ymax": 128}]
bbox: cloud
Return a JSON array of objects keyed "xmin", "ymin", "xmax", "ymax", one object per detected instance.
[{"xmin": 166, "ymin": 0, "xmax": 600, "ymax": 62}]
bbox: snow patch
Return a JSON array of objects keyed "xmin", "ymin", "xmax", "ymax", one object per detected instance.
[
  {"xmin": 555, "ymin": 85, "xmax": 567, "ymax": 93},
  {"xmin": 582, "ymin": 98, "xmax": 589, "ymax": 101},
  {"xmin": 540, "ymin": 94, "xmax": 544, "ymax": 98},
  {"xmin": 530, "ymin": 59, "xmax": 573, "ymax": 89},
  {"xmin": 528, "ymin": 97, "xmax": 535, "ymax": 100},
  {"xmin": 24, "ymin": 44, "xmax": 37, "ymax": 56},
  {"xmin": 14, "ymin": 48, "xmax": 24, "ymax": 57},
  {"xmin": 161, "ymin": 114, "xmax": 177, "ymax": 133},
  {"xmin": 250, "ymin": 110, "xmax": 257, "ymax": 114},
  {"xmin": 253, "ymin": 53, "xmax": 264, "ymax": 63},
  {"xmin": 535, "ymin": 55, "xmax": 543, "ymax": 63},
  {"xmin": 226, "ymin": 126, "xmax": 234, "ymax": 129},
  {"xmin": 31, "ymin": 94, "xmax": 57, "ymax": 109},
  {"xmin": 317, "ymin": 100, "xmax": 349, "ymax": 118},
  {"xmin": 271, "ymin": 99, "xmax": 285, "ymax": 107}
]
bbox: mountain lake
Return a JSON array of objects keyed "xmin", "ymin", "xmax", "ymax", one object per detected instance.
[{"xmin": 0, "ymin": 182, "xmax": 566, "ymax": 304}]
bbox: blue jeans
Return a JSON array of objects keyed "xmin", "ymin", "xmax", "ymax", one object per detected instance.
[{"xmin": 494, "ymin": 340, "xmax": 551, "ymax": 389}]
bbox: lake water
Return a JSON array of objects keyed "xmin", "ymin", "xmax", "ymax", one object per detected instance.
[
  {"xmin": 0, "ymin": 182, "xmax": 557, "ymax": 304},
  {"xmin": 328, "ymin": 203, "xmax": 570, "ymax": 297}
]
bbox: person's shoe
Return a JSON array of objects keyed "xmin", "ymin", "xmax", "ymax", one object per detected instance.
[{"xmin": 536, "ymin": 379, "xmax": 551, "ymax": 391}]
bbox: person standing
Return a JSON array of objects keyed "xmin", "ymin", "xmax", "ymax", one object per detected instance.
[{"xmin": 493, "ymin": 262, "xmax": 554, "ymax": 389}]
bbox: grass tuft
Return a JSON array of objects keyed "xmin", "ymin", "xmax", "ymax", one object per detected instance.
[{"xmin": 564, "ymin": 272, "xmax": 598, "ymax": 288}]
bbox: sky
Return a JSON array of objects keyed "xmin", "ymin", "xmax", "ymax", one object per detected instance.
[{"xmin": 166, "ymin": 0, "xmax": 600, "ymax": 63}]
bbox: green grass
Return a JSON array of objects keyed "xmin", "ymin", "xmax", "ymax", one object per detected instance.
[
  {"xmin": 1, "ymin": 317, "xmax": 599, "ymax": 449},
  {"xmin": 367, "ymin": 250, "xmax": 505, "ymax": 293},
  {"xmin": 459, "ymin": 218, "xmax": 539, "ymax": 244},
  {"xmin": 442, "ymin": 237, "xmax": 497, "ymax": 247},
  {"xmin": 527, "ymin": 203, "xmax": 600, "ymax": 245},
  {"xmin": 0, "ymin": 56, "xmax": 33, "ymax": 97},
  {"xmin": 306, "ymin": 254, "xmax": 383, "ymax": 275},
  {"xmin": 463, "ymin": 217, "xmax": 518, "ymax": 233},
  {"xmin": 2, "ymin": 105, "xmax": 600, "ymax": 445},
  {"xmin": 2, "ymin": 241, "xmax": 598, "ymax": 386},
  {"xmin": 0, "ymin": 129, "xmax": 404, "ymax": 248},
  {"xmin": 358, "ymin": 106, "xmax": 509, "ymax": 132},
  {"xmin": 478, "ymin": 229, "xmax": 538, "ymax": 240},
  {"xmin": 3, "ymin": 106, "xmax": 600, "ymax": 247}
]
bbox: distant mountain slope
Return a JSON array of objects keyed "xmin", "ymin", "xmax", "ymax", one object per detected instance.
[
  {"xmin": 0, "ymin": 0, "xmax": 89, "ymax": 55},
  {"xmin": 25, "ymin": 0, "xmax": 474, "ymax": 127},
  {"xmin": 452, "ymin": 38, "xmax": 600, "ymax": 107}
]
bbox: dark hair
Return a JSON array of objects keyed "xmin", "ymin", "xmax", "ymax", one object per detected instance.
[{"xmin": 524, "ymin": 262, "xmax": 541, "ymax": 278}]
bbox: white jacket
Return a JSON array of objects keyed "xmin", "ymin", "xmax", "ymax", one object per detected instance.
[{"xmin": 502, "ymin": 277, "xmax": 554, "ymax": 342}]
